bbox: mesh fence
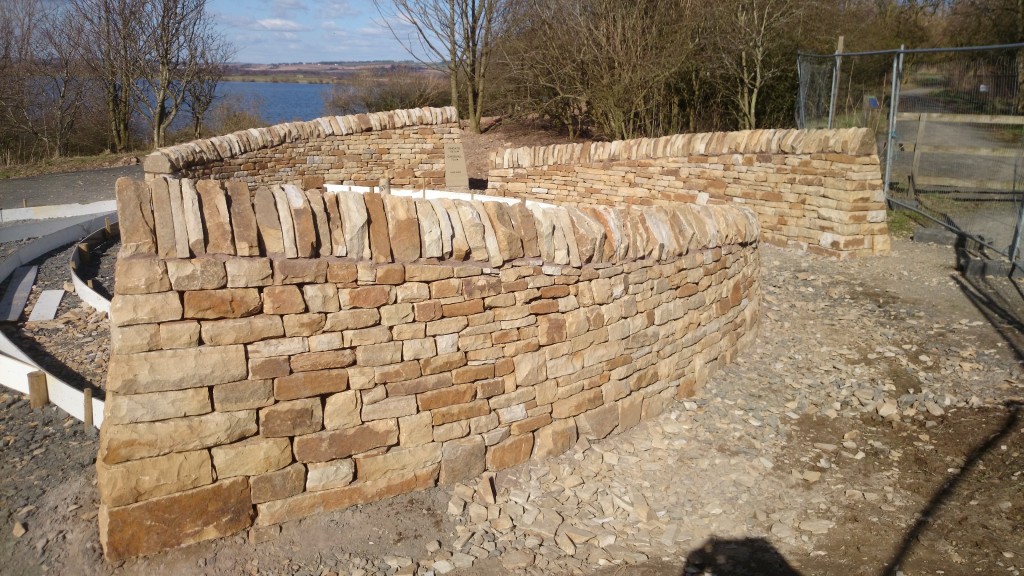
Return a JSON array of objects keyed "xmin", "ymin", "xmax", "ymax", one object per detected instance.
[{"xmin": 799, "ymin": 44, "xmax": 1024, "ymax": 264}]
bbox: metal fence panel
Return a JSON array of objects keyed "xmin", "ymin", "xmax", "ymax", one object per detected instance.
[{"xmin": 798, "ymin": 44, "xmax": 1024, "ymax": 264}]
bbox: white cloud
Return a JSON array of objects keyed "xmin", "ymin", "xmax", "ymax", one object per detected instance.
[{"xmin": 255, "ymin": 18, "xmax": 306, "ymax": 31}]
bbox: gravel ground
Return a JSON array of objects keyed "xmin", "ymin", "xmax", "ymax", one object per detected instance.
[{"xmin": 0, "ymin": 238, "xmax": 1021, "ymax": 576}]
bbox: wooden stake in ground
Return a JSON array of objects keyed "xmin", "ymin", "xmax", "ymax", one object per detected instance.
[
  {"xmin": 83, "ymin": 388, "xmax": 93, "ymax": 429},
  {"xmin": 28, "ymin": 371, "xmax": 48, "ymax": 409}
]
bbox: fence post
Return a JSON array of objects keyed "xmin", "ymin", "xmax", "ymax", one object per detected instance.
[
  {"xmin": 828, "ymin": 36, "xmax": 844, "ymax": 129},
  {"xmin": 883, "ymin": 45, "xmax": 905, "ymax": 201}
]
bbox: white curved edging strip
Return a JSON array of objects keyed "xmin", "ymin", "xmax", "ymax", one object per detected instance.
[
  {"xmin": 0, "ymin": 200, "xmax": 116, "ymax": 223},
  {"xmin": 0, "ymin": 213, "xmax": 113, "ymax": 243},
  {"xmin": 71, "ymin": 220, "xmax": 117, "ymax": 314},
  {"xmin": 0, "ymin": 213, "xmax": 112, "ymax": 428}
]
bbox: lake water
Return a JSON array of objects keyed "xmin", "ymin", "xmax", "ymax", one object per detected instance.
[{"xmin": 215, "ymin": 81, "xmax": 333, "ymax": 125}]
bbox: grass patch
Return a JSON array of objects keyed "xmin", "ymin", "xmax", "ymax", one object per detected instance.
[
  {"xmin": 887, "ymin": 209, "xmax": 922, "ymax": 238},
  {"xmin": 0, "ymin": 152, "xmax": 140, "ymax": 180}
]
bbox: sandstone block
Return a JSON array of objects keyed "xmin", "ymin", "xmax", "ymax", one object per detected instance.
[
  {"xmin": 250, "ymin": 463, "xmax": 305, "ymax": 504},
  {"xmin": 100, "ymin": 410, "xmax": 256, "ymax": 465},
  {"xmin": 283, "ymin": 313, "xmax": 326, "ymax": 337},
  {"xmin": 482, "ymin": 202, "xmax": 524, "ymax": 261},
  {"xmin": 213, "ymin": 379, "xmax": 274, "ymax": 411},
  {"xmin": 114, "ymin": 258, "xmax": 170, "ymax": 295},
  {"xmin": 386, "ymin": 373, "xmax": 452, "ymax": 396},
  {"xmin": 507, "ymin": 202, "xmax": 540, "ymax": 258},
  {"xmin": 576, "ymin": 402, "xmax": 619, "ymax": 440},
  {"xmin": 322, "ymin": 191, "xmax": 347, "ymax": 256},
  {"xmin": 254, "ymin": 466, "xmax": 436, "ymax": 527},
  {"xmin": 305, "ymin": 188, "xmax": 333, "ymax": 257},
  {"xmin": 362, "ymin": 395, "xmax": 417, "ymax": 420},
  {"xmin": 293, "ymin": 420, "xmax": 399, "ymax": 463},
  {"xmin": 247, "ymin": 336, "xmax": 308, "ymax": 358},
  {"xmin": 420, "ymin": 352, "xmax": 467, "ymax": 376},
  {"xmin": 325, "ymin": 309, "xmax": 379, "ymax": 331},
  {"xmin": 159, "ymin": 320, "xmax": 200, "ymax": 349},
  {"xmin": 375, "ymin": 361, "xmax": 420, "ymax": 384},
  {"xmin": 184, "ymin": 288, "xmax": 261, "ymax": 319},
  {"xmin": 180, "ymin": 179, "xmax": 207, "ymax": 255},
  {"xmin": 273, "ymin": 258, "xmax": 328, "ymax": 284},
  {"xmin": 226, "ymin": 180, "xmax": 260, "ymax": 256},
  {"xmin": 415, "ymin": 200, "xmax": 442, "ymax": 258},
  {"xmin": 307, "ymin": 459, "xmax": 354, "ymax": 491},
  {"xmin": 107, "ymin": 344, "xmax": 246, "ymax": 394},
  {"xmin": 534, "ymin": 419, "xmax": 578, "ymax": 458},
  {"xmin": 439, "ymin": 435, "xmax": 485, "ymax": 484},
  {"xmin": 225, "ymin": 258, "xmax": 272, "ymax": 287},
  {"xmin": 344, "ymin": 326, "xmax": 391, "ymax": 347},
  {"xmin": 342, "ymin": 285, "xmax": 390, "ymax": 308},
  {"xmin": 364, "ymin": 192, "xmax": 392, "ymax": 262},
  {"xmin": 196, "ymin": 180, "xmax": 235, "ymax": 255},
  {"xmin": 274, "ymin": 368, "xmax": 349, "ymax": 401},
  {"xmin": 249, "ymin": 357, "xmax": 290, "ymax": 379},
  {"xmin": 263, "ymin": 285, "xmax": 305, "ymax": 315},
  {"xmin": 355, "ymin": 443, "xmax": 441, "ymax": 482},
  {"xmin": 432, "ymin": 399, "xmax": 489, "ymax": 426},
  {"xmin": 383, "ymin": 194, "xmax": 421, "ymax": 262},
  {"xmin": 284, "ymin": 184, "xmax": 317, "ymax": 257},
  {"xmin": 355, "ymin": 342, "xmax": 402, "ymax": 367},
  {"xmin": 97, "ymin": 450, "xmax": 212, "ymax": 508},
  {"xmin": 104, "ymin": 388, "xmax": 210, "ymax": 425},
  {"xmin": 166, "ymin": 178, "xmax": 191, "ymax": 258},
  {"xmin": 337, "ymin": 190, "xmax": 370, "ymax": 259},
  {"xmin": 149, "ymin": 177, "xmax": 176, "ymax": 259},
  {"xmin": 110, "ymin": 324, "xmax": 160, "ymax": 355},
  {"xmin": 212, "ymin": 437, "xmax": 292, "ymax": 478},
  {"xmin": 110, "ymin": 292, "xmax": 182, "ymax": 327},
  {"xmin": 513, "ymin": 350, "xmax": 547, "ymax": 387},
  {"xmin": 115, "ymin": 177, "xmax": 157, "ymax": 257},
  {"xmin": 486, "ymin": 434, "xmax": 533, "ymax": 471},
  {"xmin": 324, "ymin": 390, "xmax": 361, "ymax": 430},
  {"xmin": 271, "ymin": 185, "xmax": 298, "ymax": 257},
  {"xmin": 166, "ymin": 258, "xmax": 227, "ymax": 291},
  {"xmin": 418, "ymin": 383, "xmax": 475, "ymax": 411},
  {"xmin": 259, "ymin": 397, "xmax": 322, "ymax": 437},
  {"xmin": 100, "ymin": 476, "xmax": 252, "ymax": 561},
  {"xmin": 254, "ymin": 186, "xmax": 285, "ymax": 255},
  {"xmin": 291, "ymin": 350, "xmax": 355, "ymax": 372},
  {"xmin": 327, "ymin": 261, "xmax": 357, "ymax": 283},
  {"xmin": 552, "ymin": 389, "xmax": 603, "ymax": 419},
  {"xmin": 399, "ymin": 412, "xmax": 432, "ymax": 446},
  {"xmin": 201, "ymin": 316, "xmax": 283, "ymax": 346},
  {"xmin": 303, "ymin": 283, "xmax": 340, "ymax": 313}
]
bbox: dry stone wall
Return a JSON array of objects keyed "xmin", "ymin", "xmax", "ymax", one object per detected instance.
[
  {"xmin": 99, "ymin": 167, "xmax": 761, "ymax": 559},
  {"xmin": 486, "ymin": 127, "xmax": 890, "ymax": 258},
  {"xmin": 143, "ymin": 107, "xmax": 460, "ymax": 189}
]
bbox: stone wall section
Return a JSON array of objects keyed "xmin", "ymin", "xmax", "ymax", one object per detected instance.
[
  {"xmin": 99, "ymin": 173, "xmax": 761, "ymax": 560},
  {"xmin": 486, "ymin": 127, "xmax": 890, "ymax": 258},
  {"xmin": 143, "ymin": 107, "xmax": 460, "ymax": 189}
]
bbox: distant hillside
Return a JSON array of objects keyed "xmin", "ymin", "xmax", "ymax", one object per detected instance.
[{"xmin": 224, "ymin": 61, "xmax": 442, "ymax": 84}]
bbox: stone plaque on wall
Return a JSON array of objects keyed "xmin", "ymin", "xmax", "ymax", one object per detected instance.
[{"xmin": 444, "ymin": 143, "xmax": 469, "ymax": 190}]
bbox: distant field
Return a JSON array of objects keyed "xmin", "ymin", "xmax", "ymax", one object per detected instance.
[{"xmin": 223, "ymin": 74, "xmax": 342, "ymax": 84}]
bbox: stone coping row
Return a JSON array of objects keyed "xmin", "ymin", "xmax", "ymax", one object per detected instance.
[
  {"xmin": 115, "ymin": 176, "xmax": 760, "ymax": 268},
  {"xmin": 144, "ymin": 107, "xmax": 460, "ymax": 175},
  {"xmin": 489, "ymin": 127, "xmax": 876, "ymax": 170}
]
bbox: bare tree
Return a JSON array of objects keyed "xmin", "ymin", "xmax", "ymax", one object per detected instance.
[
  {"xmin": 0, "ymin": 0, "xmax": 89, "ymax": 158},
  {"xmin": 705, "ymin": 0, "xmax": 803, "ymax": 130},
  {"xmin": 500, "ymin": 0, "xmax": 693, "ymax": 139},
  {"xmin": 185, "ymin": 34, "xmax": 235, "ymax": 138},
  {"xmin": 69, "ymin": 0, "xmax": 143, "ymax": 153},
  {"xmin": 376, "ymin": 0, "xmax": 506, "ymax": 133},
  {"xmin": 131, "ymin": 0, "xmax": 225, "ymax": 148}
]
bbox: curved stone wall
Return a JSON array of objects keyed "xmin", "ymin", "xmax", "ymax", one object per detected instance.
[
  {"xmin": 143, "ymin": 107, "xmax": 460, "ymax": 189},
  {"xmin": 486, "ymin": 127, "xmax": 890, "ymax": 258},
  {"xmin": 99, "ymin": 174, "xmax": 761, "ymax": 560}
]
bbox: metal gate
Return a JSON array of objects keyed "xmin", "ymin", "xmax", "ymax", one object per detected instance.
[{"xmin": 798, "ymin": 43, "xmax": 1024, "ymax": 265}]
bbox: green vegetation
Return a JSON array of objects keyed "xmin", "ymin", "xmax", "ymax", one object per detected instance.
[{"xmin": 887, "ymin": 209, "xmax": 922, "ymax": 238}]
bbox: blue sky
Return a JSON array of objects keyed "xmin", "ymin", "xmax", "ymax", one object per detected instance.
[{"xmin": 207, "ymin": 0, "xmax": 425, "ymax": 63}]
